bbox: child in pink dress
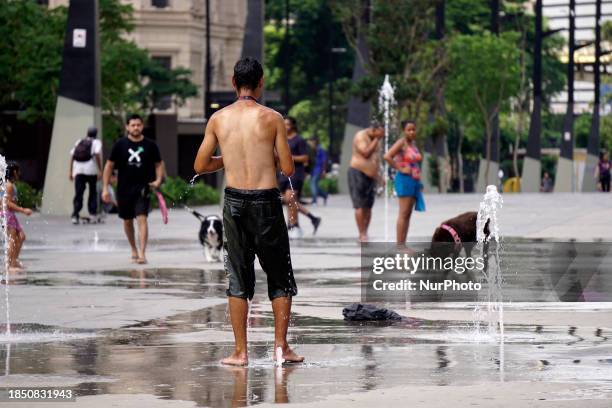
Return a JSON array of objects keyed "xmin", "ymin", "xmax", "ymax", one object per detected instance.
[{"xmin": 2, "ymin": 162, "xmax": 32, "ymax": 271}]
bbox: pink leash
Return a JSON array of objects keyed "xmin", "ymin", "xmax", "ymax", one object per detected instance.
[
  {"xmin": 440, "ymin": 224, "xmax": 461, "ymax": 246},
  {"xmin": 155, "ymin": 190, "xmax": 169, "ymax": 224}
]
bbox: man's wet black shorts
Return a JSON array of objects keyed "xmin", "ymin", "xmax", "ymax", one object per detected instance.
[
  {"xmin": 117, "ymin": 187, "xmax": 150, "ymax": 220},
  {"xmin": 223, "ymin": 187, "xmax": 297, "ymax": 300},
  {"xmin": 348, "ymin": 167, "xmax": 376, "ymax": 209}
]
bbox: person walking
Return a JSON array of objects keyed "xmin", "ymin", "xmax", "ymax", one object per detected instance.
[
  {"xmin": 194, "ymin": 57, "xmax": 303, "ymax": 366},
  {"xmin": 102, "ymin": 114, "xmax": 164, "ymax": 264},
  {"xmin": 308, "ymin": 136, "xmax": 328, "ymax": 205},
  {"xmin": 596, "ymin": 152, "xmax": 611, "ymax": 192},
  {"xmin": 69, "ymin": 126, "xmax": 103, "ymax": 224},
  {"xmin": 278, "ymin": 116, "xmax": 321, "ymax": 238},
  {"xmin": 348, "ymin": 122, "xmax": 384, "ymax": 242},
  {"xmin": 384, "ymin": 120, "xmax": 425, "ymax": 245}
]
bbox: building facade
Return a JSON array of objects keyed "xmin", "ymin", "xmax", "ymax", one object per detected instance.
[{"xmin": 48, "ymin": 0, "xmax": 246, "ymax": 119}]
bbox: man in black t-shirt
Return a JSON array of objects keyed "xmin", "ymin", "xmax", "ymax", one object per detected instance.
[
  {"xmin": 102, "ymin": 114, "xmax": 164, "ymax": 264},
  {"xmin": 277, "ymin": 116, "xmax": 321, "ymax": 239}
]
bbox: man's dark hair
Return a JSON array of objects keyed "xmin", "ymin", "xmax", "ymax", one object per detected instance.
[
  {"xmin": 87, "ymin": 126, "xmax": 98, "ymax": 138},
  {"xmin": 233, "ymin": 57, "xmax": 264, "ymax": 91},
  {"xmin": 370, "ymin": 120, "xmax": 383, "ymax": 129},
  {"xmin": 126, "ymin": 113, "xmax": 143, "ymax": 125},
  {"xmin": 285, "ymin": 116, "xmax": 298, "ymax": 131},
  {"xmin": 401, "ymin": 119, "xmax": 416, "ymax": 129},
  {"xmin": 310, "ymin": 135, "xmax": 320, "ymax": 144}
]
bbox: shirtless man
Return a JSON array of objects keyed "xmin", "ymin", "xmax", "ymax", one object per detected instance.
[
  {"xmin": 194, "ymin": 57, "xmax": 304, "ymax": 366},
  {"xmin": 348, "ymin": 123, "xmax": 384, "ymax": 242}
]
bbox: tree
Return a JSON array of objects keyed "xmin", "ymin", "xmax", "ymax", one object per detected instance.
[
  {"xmin": 0, "ymin": 0, "xmax": 198, "ymax": 144},
  {"xmin": 98, "ymin": 0, "xmax": 197, "ymax": 141},
  {"xmin": 446, "ymin": 33, "xmax": 521, "ymax": 183},
  {"xmin": 0, "ymin": 0, "xmax": 65, "ymax": 124},
  {"xmin": 331, "ymin": 0, "xmax": 442, "ymax": 128},
  {"xmin": 265, "ymin": 0, "xmax": 354, "ymax": 107}
]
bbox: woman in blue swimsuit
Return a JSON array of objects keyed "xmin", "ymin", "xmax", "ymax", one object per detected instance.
[{"xmin": 384, "ymin": 120, "xmax": 425, "ymax": 244}]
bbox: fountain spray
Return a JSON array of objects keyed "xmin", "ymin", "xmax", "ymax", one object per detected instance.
[
  {"xmin": 378, "ymin": 75, "xmax": 396, "ymax": 242},
  {"xmin": 0, "ymin": 155, "xmax": 10, "ymax": 336},
  {"xmin": 476, "ymin": 185, "xmax": 504, "ymax": 378}
]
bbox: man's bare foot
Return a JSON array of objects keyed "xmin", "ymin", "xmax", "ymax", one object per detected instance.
[
  {"xmin": 359, "ymin": 234, "xmax": 368, "ymax": 243},
  {"xmin": 8, "ymin": 266, "xmax": 24, "ymax": 273},
  {"xmin": 136, "ymin": 257, "xmax": 147, "ymax": 265},
  {"xmin": 274, "ymin": 346, "xmax": 304, "ymax": 363},
  {"xmin": 130, "ymin": 252, "xmax": 139, "ymax": 263},
  {"xmin": 221, "ymin": 351, "xmax": 248, "ymax": 366}
]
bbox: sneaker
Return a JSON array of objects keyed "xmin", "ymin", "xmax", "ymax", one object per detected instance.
[
  {"xmin": 71, "ymin": 216, "xmax": 79, "ymax": 225},
  {"xmin": 288, "ymin": 226, "xmax": 303, "ymax": 240},
  {"xmin": 311, "ymin": 216, "xmax": 322, "ymax": 235}
]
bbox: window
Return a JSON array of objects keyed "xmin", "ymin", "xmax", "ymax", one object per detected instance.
[
  {"xmin": 151, "ymin": 0, "xmax": 169, "ymax": 8},
  {"xmin": 151, "ymin": 56, "xmax": 172, "ymax": 111}
]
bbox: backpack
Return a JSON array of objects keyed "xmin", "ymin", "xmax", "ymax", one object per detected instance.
[{"xmin": 73, "ymin": 138, "xmax": 93, "ymax": 162}]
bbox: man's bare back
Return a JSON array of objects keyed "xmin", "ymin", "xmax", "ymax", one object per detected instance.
[
  {"xmin": 350, "ymin": 127, "xmax": 383, "ymax": 179},
  {"xmin": 194, "ymin": 99, "xmax": 293, "ymax": 186}
]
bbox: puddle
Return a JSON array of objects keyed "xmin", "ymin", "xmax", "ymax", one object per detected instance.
[
  {"xmin": 0, "ymin": 324, "xmax": 96, "ymax": 344},
  {"xmin": 0, "ymin": 267, "xmax": 611, "ymax": 406}
]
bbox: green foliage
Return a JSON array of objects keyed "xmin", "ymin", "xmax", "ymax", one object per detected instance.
[
  {"xmin": 98, "ymin": 1, "xmax": 197, "ymax": 142},
  {"xmin": 265, "ymin": 0, "xmax": 354, "ymax": 110},
  {"xmin": 446, "ymin": 32, "xmax": 521, "ymax": 174},
  {"xmin": 15, "ymin": 181, "xmax": 42, "ymax": 210},
  {"xmin": 601, "ymin": 115, "xmax": 612, "ymax": 152},
  {"xmin": 287, "ymin": 78, "xmax": 351, "ymax": 155},
  {"xmin": 187, "ymin": 182, "xmax": 220, "ymax": 206},
  {"xmin": 427, "ymin": 155, "xmax": 440, "ymax": 189},
  {"xmin": 151, "ymin": 177, "xmax": 219, "ymax": 208},
  {"xmin": 301, "ymin": 174, "xmax": 338, "ymax": 197},
  {"xmin": 602, "ymin": 20, "xmax": 612, "ymax": 43},
  {"xmin": 331, "ymin": 0, "xmax": 440, "ymax": 123},
  {"xmin": 0, "ymin": 0, "xmax": 65, "ymax": 123},
  {"xmin": 447, "ymin": 33, "xmax": 521, "ymax": 121},
  {"xmin": 0, "ymin": 0, "xmax": 197, "ymax": 144},
  {"xmin": 137, "ymin": 63, "xmax": 198, "ymax": 115}
]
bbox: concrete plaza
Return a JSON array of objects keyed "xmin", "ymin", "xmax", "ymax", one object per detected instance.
[{"xmin": 1, "ymin": 192, "xmax": 611, "ymax": 407}]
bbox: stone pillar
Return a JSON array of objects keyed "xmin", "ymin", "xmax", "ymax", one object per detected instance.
[
  {"xmin": 42, "ymin": 0, "xmax": 101, "ymax": 215},
  {"xmin": 522, "ymin": 0, "xmax": 543, "ymax": 192},
  {"xmin": 555, "ymin": 0, "xmax": 577, "ymax": 192},
  {"xmin": 338, "ymin": 34, "xmax": 370, "ymax": 194},
  {"xmin": 583, "ymin": 0, "xmax": 602, "ymax": 192}
]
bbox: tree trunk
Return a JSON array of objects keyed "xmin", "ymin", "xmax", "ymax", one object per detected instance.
[
  {"xmin": 484, "ymin": 118, "xmax": 492, "ymax": 185},
  {"xmin": 513, "ymin": 111, "xmax": 523, "ymax": 180},
  {"xmin": 458, "ymin": 126, "xmax": 465, "ymax": 193}
]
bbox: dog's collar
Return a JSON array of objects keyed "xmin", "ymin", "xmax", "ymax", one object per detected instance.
[{"xmin": 440, "ymin": 224, "xmax": 461, "ymax": 246}]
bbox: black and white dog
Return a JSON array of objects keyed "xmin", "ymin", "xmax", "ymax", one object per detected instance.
[{"xmin": 198, "ymin": 215, "xmax": 223, "ymax": 262}]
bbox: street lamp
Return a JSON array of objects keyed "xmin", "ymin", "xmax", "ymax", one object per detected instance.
[{"xmin": 328, "ymin": 47, "xmax": 346, "ymax": 160}]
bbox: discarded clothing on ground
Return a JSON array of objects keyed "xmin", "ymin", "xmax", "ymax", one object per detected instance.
[{"xmin": 342, "ymin": 303, "xmax": 403, "ymax": 322}]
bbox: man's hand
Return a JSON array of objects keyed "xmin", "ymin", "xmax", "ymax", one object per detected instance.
[
  {"xmin": 97, "ymin": 171, "xmax": 102, "ymax": 180},
  {"xmin": 102, "ymin": 189, "xmax": 111, "ymax": 204},
  {"xmin": 69, "ymin": 173, "xmax": 73, "ymax": 182},
  {"xmin": 22, "ymin": 208, "xmax": 33, "ymax": 216},
  {"xmin": 149, "ymin": 179, "xmax": 162, "ymax": 190}
]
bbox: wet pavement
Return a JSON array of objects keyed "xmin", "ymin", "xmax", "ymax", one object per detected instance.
[
  {"xmin": 1, "ymin": 263, "xmax": 612, "ymax": 407},
  {"xmin": 1, "ymin": 194, "xmax": 612, "ymax": 407}
]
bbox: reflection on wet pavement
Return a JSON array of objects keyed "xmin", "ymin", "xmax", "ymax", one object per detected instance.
[{"xmin": 0, "ymin": 267, "xmax": 611, "ymax": 406}]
